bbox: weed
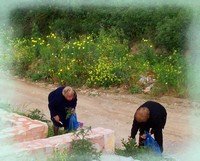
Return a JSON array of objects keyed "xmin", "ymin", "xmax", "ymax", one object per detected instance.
[{"xmin": 115, "ymin": 138, "xmax": 175, "ymax": 161}]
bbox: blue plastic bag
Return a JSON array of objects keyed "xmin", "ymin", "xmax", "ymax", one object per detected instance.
[
  {"xmin": 144, "ymin": 132, "xmax": 161, "ymax": 154},
  {"xmin": 68, "ymin": 114, "xmax": 80, "ymax": 131}
]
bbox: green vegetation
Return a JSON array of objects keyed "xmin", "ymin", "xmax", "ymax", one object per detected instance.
[
  {"xmin": 8, "ymin": 29, "xmax": 187, "ymax": 96},
  {"xmin": 10, "ymin": 5, "xmax": 191, "ymax": 52},
  {"xmin": 115, "ymin": 138, "xmax": 175, "ymax": 161},
  {"xmin": 1, "ymin": 5, "xmax": 191, "ymax": 97},
  {"xmin": 25, "ymin": 108, "xmax": 49, "ymax": 123}
]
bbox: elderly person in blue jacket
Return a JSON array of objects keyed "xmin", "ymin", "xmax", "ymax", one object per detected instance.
[{"xmin": 48, "ymin": 86, "xmax": 77, "ymax": 135}]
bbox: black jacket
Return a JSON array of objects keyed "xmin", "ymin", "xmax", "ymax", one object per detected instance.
[
  {"xmin": 131, "ymin": 101, "xmax": 167, "ymax": 152},
  {"xmin": 48, "ymin": 86, "xmax": 77, "ymax": 120}
]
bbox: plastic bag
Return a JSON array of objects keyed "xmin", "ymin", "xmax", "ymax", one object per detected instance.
[
  {"xmin": 144, "ymin": 132, "xmax": 161, "ymax": 154},
  {"xmin": 68, "ymin": 114, "xmax": 82, "ymax": 131}
]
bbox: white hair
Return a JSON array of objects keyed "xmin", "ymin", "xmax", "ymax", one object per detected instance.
[{"xmin": 62, "ymin": 86, "xmax": 74, "ymax": 96}]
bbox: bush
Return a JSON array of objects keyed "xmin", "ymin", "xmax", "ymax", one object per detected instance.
[
  {"xmin": 11, "ymin": 29, "xmax": 129, "ymax": 87},
  {"xmin": 86, "ymin": 29, "xmax": 129, "ymax": 87},
  {"xmin": 9, "ymin": 5, "xmax": 192, "ymax": 52},
  {"xmin": 125, "ymin": 40, "xmax": 187, "ymax": 96},
  {"xmin": 11, "ymin": 38, "xmax": 36, "ymax": 77},
  {"xmin": 25, "ymin": 109, "xmax": 49, "ymax": 123},
  {"xmin": 115, "ymin": 138, "xmax": 175, "ymax": 161},
  {"xmin": 152, "ymin": 51, "xmax": 187, "ymax": 96},
  {"xmin": 115, "ymin": 138, "xmax": 146, "ymax": 157},
  {"xmin": 9, "ymin": 27, "xmax": 187, "ymax": 96}
]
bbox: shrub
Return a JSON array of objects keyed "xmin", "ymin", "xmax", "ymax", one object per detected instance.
[
  {"xmin": 26, "ymin": 109, "xmax": 49, "ymax": 123},
  {"xmin": 115, "ymin": 138, "xmax": 175, "ymax": 161},
  {"xmin": 11, "ymin": 29, "xmax": 129, "ymax": 87},
  {"xmin": 152, "ymin": 51, "xmax": 187, "ymax": 96},
  {"xmin": 9, "ymin": 28, "xmax": 187, "ymax": 96},
  {"xmin": 11, "ymin": 38, "xmax": 36, "ymax": 77},
  {"xmin": 115, "ymin": 138, "xmax": 145, "ymax": 157},
  {"xmin": 86, "ymin": 56, "xmax": 125, "ymax": 87},
  {"xmin": 85, "ymin": 29, "xmax": 129, "ymax": 87},
  {"xmin": 125, "ymin": 40, "xmax": 187, "ymax": 96},
  {"xmin": 9, "ymin": 6, "xmax": 192, "ymax": 52}
]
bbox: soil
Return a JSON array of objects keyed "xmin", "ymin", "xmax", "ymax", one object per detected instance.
[{"xmin": 0, "ymin": 71, "xmax": 199, "ymax": 155}]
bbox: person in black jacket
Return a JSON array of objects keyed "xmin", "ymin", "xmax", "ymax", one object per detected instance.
[
  {"xmin": 48, "ymin": 86, "xmax": 77, "ymax": 135},
  {"xmin": 131, "ymin": 101, "xmax": 167, "ymax": 152}
]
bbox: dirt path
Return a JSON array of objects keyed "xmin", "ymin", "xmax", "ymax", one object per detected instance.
[{"xmin": 0, "ymin": 71, "xmax": 197, "ymax": 155}]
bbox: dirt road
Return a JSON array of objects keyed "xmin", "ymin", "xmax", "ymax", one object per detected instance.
[{"xmin": 0, "ymin": 71, "xmax": 197, "ymax": 155}]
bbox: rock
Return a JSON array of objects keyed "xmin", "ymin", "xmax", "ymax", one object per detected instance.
[{"xmin": 143, "ymin": 84, "xmax": 154, "ymax": 93}]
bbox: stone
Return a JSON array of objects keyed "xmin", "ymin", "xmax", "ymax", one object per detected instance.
[{"xmin": 0, "ymin": 109, "xmax": 116, "ymax": 157}]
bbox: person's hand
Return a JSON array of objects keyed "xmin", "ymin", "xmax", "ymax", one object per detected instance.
[
  {"xmin": 53, "ymin": 115, "xmax": 60, "ymax": 123},
  {"xmin": 150, "ymin": 129, "xmax": 154, "ymax": 135},
  {"xmin": 140, "ymin": 133, "xmax": 147, "ymax": 139}
]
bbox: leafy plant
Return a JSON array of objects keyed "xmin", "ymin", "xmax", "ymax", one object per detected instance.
[
  {"xmin": 26, "ymin": 109, "xmax": 49, "ymax": 123},
  {"xmin": 115, "ymin": 138, "xmax": 145, "ymax": 157},
  {"xmin": 70, "ymin": 127, "xmax": 102, "ymax": 161},
  {"xmin": 115, "ymin": 138, "xmax": 175, "ymax": 161},
  {"xmin": 47, "ymin": 124, "xmax": 66, "ymax": 138}
]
